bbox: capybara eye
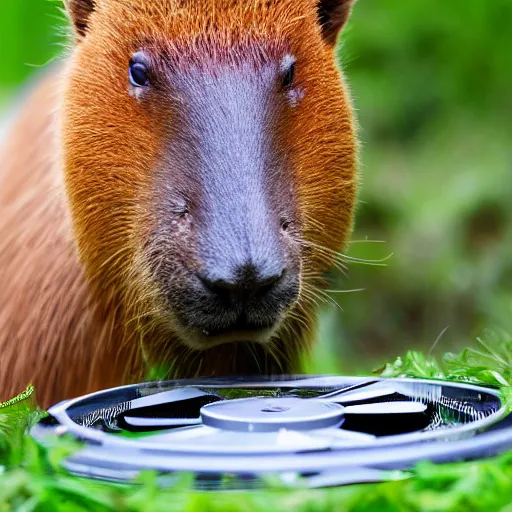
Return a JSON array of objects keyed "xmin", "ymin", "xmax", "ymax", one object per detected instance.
[
  {"xmin": 129, "ymin": 53, "xmax": 149, "ymax": 87},
  {"xmin": 282, "ymin": 58, "xmax": 296, "ymax": 89}
]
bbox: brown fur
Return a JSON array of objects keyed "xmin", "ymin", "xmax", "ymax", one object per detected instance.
[{"xmin": 0, "ymin": 0, "xmax": 357, "ymax": 408}]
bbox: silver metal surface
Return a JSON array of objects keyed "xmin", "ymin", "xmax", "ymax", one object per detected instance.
[{"xmin": 201, "ymin": 397, "xmax": 345, "ymax": 432}]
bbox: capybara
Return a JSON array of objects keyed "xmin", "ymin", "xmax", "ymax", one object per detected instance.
[{"xmin": 0, "ymin": 0, "xmax": 358, "ymax": 407}]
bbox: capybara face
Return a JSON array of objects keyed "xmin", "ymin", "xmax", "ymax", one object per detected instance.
[{"xmin": 62, "ymin": 0, "xmax": 357, "ymax": 351}]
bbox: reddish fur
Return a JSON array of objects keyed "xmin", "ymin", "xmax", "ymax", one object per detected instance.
[{"xmin": 0, "ymin": 0, "xmax": 357, "ymax": 408}]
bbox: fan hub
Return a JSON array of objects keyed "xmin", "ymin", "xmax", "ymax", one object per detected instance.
[{"xmin": 200, "ymin": 397, "xmax": 344, "ymax": 432}]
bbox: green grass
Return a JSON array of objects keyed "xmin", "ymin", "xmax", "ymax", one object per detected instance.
[{"xmin": 1, "ymin": 334, "xmax": 512, "ymax": 512}]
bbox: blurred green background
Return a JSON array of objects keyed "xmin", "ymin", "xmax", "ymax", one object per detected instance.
[{"xmin": 1, "ymin": 0, "xmax": 511, "ymax": 375}]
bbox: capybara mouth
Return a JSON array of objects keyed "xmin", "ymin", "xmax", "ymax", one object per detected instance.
[
  {"xmin": 201, "ymin": 318, "xmax": 277, "ymax": 337},
  {"xmin": 183, "ymin": 317, "xmax": 279, "ymax": 349},
  {"xmin": 155, "ymin": 262, "xmax": 301, "ymax": 351}
]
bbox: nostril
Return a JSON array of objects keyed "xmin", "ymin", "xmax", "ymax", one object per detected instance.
[
  {"xmin": 256, "ymin": 269, "xmax": 285, "ymax": 295},
  {"xmin": 198, "ymin": 267, "xmax": 286, "ymax": 302},
  {"xmin": 198, "ymin": 276, "xmax": 233, "ymax": 299}
]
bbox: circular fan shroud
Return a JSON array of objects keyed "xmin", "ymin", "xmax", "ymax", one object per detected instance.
[{"xmin": 31, "ymin": 376, "xmax": 512, "ymax": 489}]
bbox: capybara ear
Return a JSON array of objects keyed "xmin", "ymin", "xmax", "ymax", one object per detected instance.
[
  {"xmin": 317, "ymin": 0, "xmax": 356, "ymax": 45},
  {"xmin": 63, "ymin": 0, "xmax": 95, "ymax": 38}
]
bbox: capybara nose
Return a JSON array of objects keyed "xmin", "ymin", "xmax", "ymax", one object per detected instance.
[{"xmin": 199, "ymin": 263, "xmax": 286, "ymax": 305}]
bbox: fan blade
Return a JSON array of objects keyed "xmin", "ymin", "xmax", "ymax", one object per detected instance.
[
  {"xmin": 128, "ymin": 388, "xmax": 214, "ymax": 409},
  {"xmin": 276, "ymin": 430, "xmax": 333, "ymax": 451},
  {"xmin": 138, "ymin": 424, "xmax": 215, "ymax": 442},
  {"xmin": 344, "ymin": 402, "xmax": 427, "ymax": 415},
  {"xmin": 121, "ymin": 416, "xmax": 203, "ymax": 428},
  {"xmin": 319, "ymin": 383, "xmax": 397, "ymax": 404},
  {"xmin": 313, "ymin": 428, "xmax": 376, "ymax": 443},
  {"xmin": 119, "ymin": 388, "xmax": 223, "ymax": 431},
  {"xmin": 134, "ymin": 426, "xmax": 333, "ymax": 454},
  {"xmin": 341, "ymin": 401, "xmax": 430, "ymax": 436}
]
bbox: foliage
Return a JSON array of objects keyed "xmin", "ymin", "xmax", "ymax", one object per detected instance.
[
  {"xmin": 2, "ymin": 456, "xmax": 512, "ymax": 512},
  {"xmin": 380, "ymin": 328, "xmax": 512, "ymax": 388}
]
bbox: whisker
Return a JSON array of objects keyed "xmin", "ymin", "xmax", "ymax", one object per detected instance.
[
  {"xmin": 302, "ymin": 239, "xmax": 393, "ymax": 266},
  {"xmin": 348, "ymin": 239, "xmax": 387, "ymax": 244},
  {"xmin": 325, "ymin": 288, "xmax": 366, "ymax": 294}
]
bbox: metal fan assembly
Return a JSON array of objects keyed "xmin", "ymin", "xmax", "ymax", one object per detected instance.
[{"xmin": 31, "ymin": 376, "xmax": 512, "ymax": 489}]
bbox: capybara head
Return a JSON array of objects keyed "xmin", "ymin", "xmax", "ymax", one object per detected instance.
[{"xmin": 61, "ymin": 0, "xmax": 357, "ymax": 357}]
